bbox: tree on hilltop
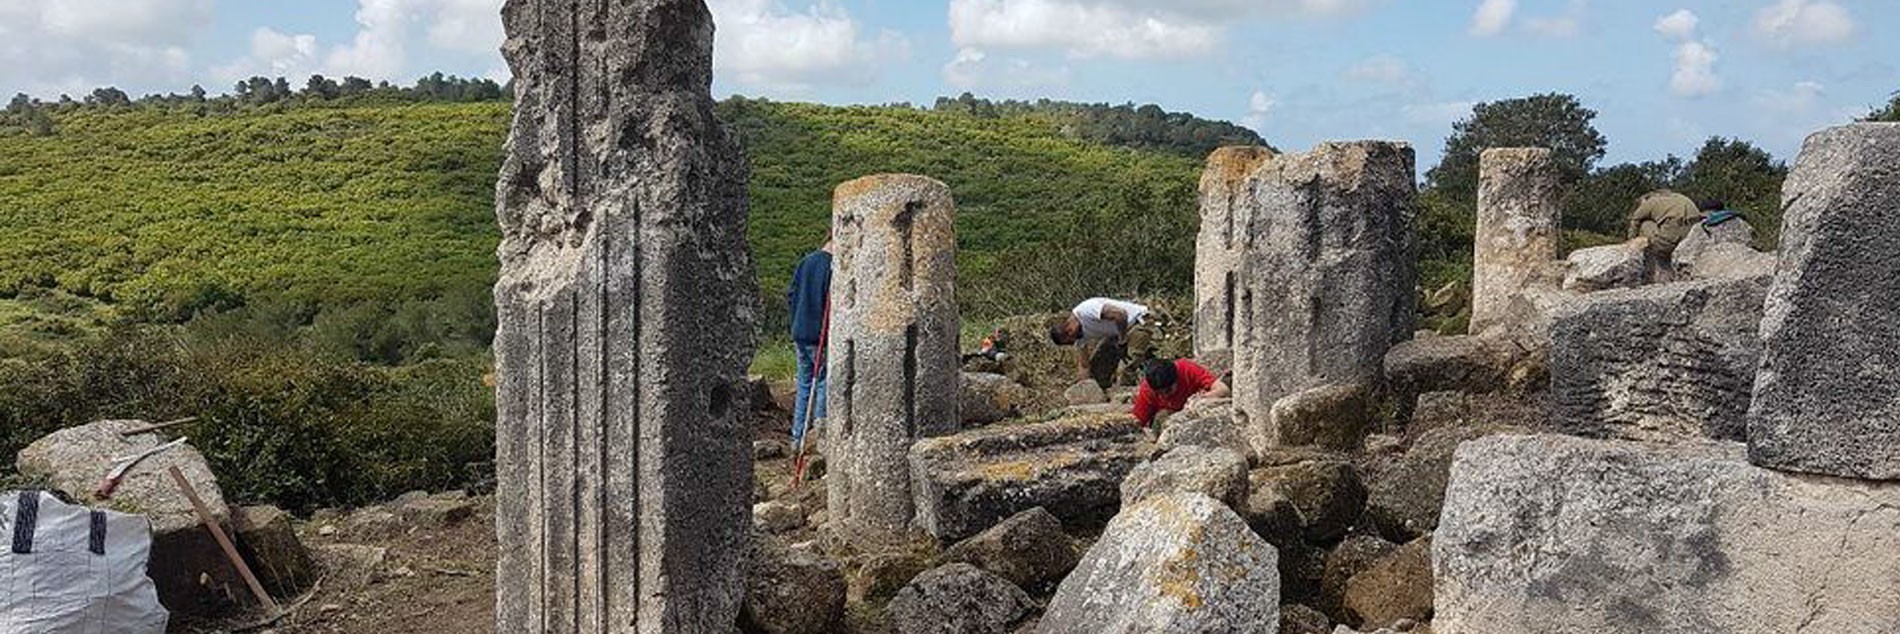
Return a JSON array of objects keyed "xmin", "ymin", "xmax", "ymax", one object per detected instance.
[{"xmin": 1426, "ymin": 93, "xmax": 1607, "ymax": 204}]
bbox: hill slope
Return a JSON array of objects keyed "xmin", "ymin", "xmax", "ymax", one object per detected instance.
[{"xmin": 0, "ymin": 99, "xmax": 1214, "ymax": 327}]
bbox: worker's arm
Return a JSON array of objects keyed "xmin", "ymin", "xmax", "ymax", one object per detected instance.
[
  {"xmin": 1099, "ymin": 304, "xmax": 1131, "ymax": 339},
  {"xmin": 1206, "ymin": 378, "xmax": 1231, "ymax": 399},
  {"xmin": 1073, "ymin": 343, "xmax": 1092, "ymax": 380},
  {"xmin": 1131, "ymin": 385, "xmax": 1157, "ymax": 427}
]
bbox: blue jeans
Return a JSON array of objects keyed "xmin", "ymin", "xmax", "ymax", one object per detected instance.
[{"xmin": 791, "ymin": 342, "xmax": 828, "ymax": 446}]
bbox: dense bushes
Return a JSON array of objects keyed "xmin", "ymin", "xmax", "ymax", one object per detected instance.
[{"xmin": 0, "ymin": 305, "xmax": 494, "ymax": 514}]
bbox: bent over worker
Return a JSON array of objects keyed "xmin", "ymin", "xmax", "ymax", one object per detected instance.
[
  {"xmin": 1132, "ymin": 358, "xmax": 1230, "ymax": 436},
  {"xmin": 1048, "ymin": 297, "xmax": 1156, "ymax": 387}
]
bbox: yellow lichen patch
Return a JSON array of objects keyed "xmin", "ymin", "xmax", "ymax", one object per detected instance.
[
  {"xmin": 1200, "ymin": 146, "xmax": 1276, "ymax": 190},
  {"xmin": 1153, "ymin": 545, "xmax": 1206, "ymax": 611},
  {"xmin": 975, "ymin": 460, "xmax": 1038, "ymax": 481}
]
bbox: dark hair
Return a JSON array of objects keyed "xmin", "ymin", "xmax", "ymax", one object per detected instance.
[
  {"xmin": 1698, "ymin": 199, "xmax": 1726, "ymax": 212},
  {"xmin": 1048, "ymin": 323, "xmax": 1072, "ymax": 345},
  {"xmin": 1144, "ymin": 359, "xmax": 1178, "ymax": 391}
]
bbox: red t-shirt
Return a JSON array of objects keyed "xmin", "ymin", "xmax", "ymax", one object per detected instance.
[{"xmin": 1131, "ymin": 359, "xmax": 1216, "ymax": 426}]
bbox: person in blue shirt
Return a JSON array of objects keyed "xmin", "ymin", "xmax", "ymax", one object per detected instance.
[{"xmin": 787, "ymin": 237, "xmax": 833, "ymax": 448}]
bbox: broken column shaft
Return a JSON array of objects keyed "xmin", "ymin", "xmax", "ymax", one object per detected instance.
[
  {"xmin": 492, "ymin": 0, "xmax": 757, "ymax": 632},
  {"xmin": 826, "ymin": 174, "xmax": 961, "ymax": 542},
  {"xmin": 1232, "ymin": 141, "xmax": 1418, "ymax": 450},
  {"xmin": 1470, "ymin": 147, "xmax": 1562, "ymax": 335}
]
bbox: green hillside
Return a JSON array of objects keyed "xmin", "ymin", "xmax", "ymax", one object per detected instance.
[{"xmin": 0, "ymin": 98, "xmax": 1212, "ymax": 330}]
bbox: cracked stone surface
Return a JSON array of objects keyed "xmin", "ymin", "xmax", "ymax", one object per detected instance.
[
  {"xmin": 1436, "ymin": 434, "xmax": 1900, "ymax": 634},
  {"xmin": 1471, "ymin": 148, "xmax": 1562, "ymax": 336}
]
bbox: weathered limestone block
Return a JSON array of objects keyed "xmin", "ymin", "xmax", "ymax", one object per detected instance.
[
  {"xmin": 960, "ymin": 372, "xmax": 1030, "ymax": 426},
  {"xmin": 1118, "ymin": 445, "xmax": 1250, "ymax": 510},
  {"xmin": 1382, "ymin": 334, "xmax": 1523, "ymax": 399},
  {"xmin": 1563, "ymin": 241, "xmax": 1648, "ymax": 292},
  {"xmin": 1040, "ymin": 493, "xmax": 1280, "ymax": 633},
  {"xmin": 1154, "ymin": 406, "xmax": 1252, "ymax": 461},
  {"xmin": 910, "ymin": 413, "xmax": 1147, "ymax": 543},
  {"xmin": 1195, "ymin": 146, "xmax": 1277, "ymax": 359},
  {"xmin": 1673, "ymin": 217, "xmax": 1756, "ymax": 274},
  {"xmin": 889, "ymin": 563, "xmax": 1036, "ymax": 634},
  {"xmin": 1260, "ymin": 383, "xmax": 1376, "ymax": 452},
  {"xmin": 741, "ymin": 532, "xmax": 845, "ymax": 634},
  {"xmin": 16, "ymin": 420, "xmax": 242, "ymax": 614},
  {"xmin": 1550, "ymin": 277, "xmax": 1769, "ymax": 442},
  {"xmin": 1749, "ymin": 123, "xmax": 1900, "ymax": 480},
  {"xmin": 492, "ymin": 1, "xmax": 758, "ymax": 630},
  {"xmin": 1234, "ymin": 141, "xmax": 1417, "ymax": 452},
  {"xmin": 234, "ymin": 505, "xmax": 318, "ymax": 598},
  {"xmin": 1688, "ymin": 242, "xmax": 1777, "ymax": 281},
  {"xmin": 1362, "ymin": 424, "xmax": 1523, "ymax": 541},
  {"xmin": 1341, "ymin": 536, "xmax": 1433, "ymax": 630},
  {"xmin": 827, "ymin": 174, "xmax": 961, "ymax": 540},
  {"xmin": 1471, "ymin": 148, "xmax": 1562, "ymax": 335},
  {"xmin": 1436, "ymin": 434, "xmax": 1900, "ymax": 634},
  {"xmin": 941, "ymin": 506, "xmax": 1079, "ymax": 593},
  {"xmin": 1249, "ymin": 459, "xmax": 1366, "ymax": 544}
]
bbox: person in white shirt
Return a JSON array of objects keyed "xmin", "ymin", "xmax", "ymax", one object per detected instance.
[{"xmin": 1048, "ymin": 297, "xmax": 1155, "ymax": 386}]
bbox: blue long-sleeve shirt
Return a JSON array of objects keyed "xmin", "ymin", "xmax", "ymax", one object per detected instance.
[{"xmin": 787, "ymin": 250, "xmax": 832, "ymax": 345}]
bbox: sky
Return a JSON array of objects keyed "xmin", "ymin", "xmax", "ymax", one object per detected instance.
[{"xmin": 1, "ymin": 0, "xmax": 1894, "ymax": 167}]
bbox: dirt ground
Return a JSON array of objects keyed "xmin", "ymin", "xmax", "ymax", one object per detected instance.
[{"xmin": 175, "ymin": 389, "xmax": 809, "ymax": 634}]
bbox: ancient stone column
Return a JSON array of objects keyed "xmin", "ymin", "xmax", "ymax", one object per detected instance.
[
  {"xmin": 1470, "ymin": 147, "xmax": 1561, "ymax": 335},
  {"xmin": 1195, "ymin": 146, "xmax": 1277, "ymax": 364},
  {"xmin": 1232, "ymin": 141, "xmax": 1417, "ymax": 451},
  {"xmin": 826, "ymin": 174, "xmax": 960, "ymax": 541},
  {"xmin": 492, "ymin": 1, "xmax": 757, "ymax": 632},
  {"xmin": 1749, "ymin": 123, "xmax": 1900, "ymax": 480}
]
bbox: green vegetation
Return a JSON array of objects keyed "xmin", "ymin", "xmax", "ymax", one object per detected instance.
[
  {"xmin": 1869, "ymin": 92, "xmax": 1900, "ymax": 122},
  {"xmin": 0, "ymin": 75, "xmax": 1834, "ymax": 512},
  {"xmin": 1415, "ymin": 94, "xmax": 1792, "ymax": 324},
  {"xmin": 0, "ymin": 80, "xmax": 1239, "ymax": 512}
]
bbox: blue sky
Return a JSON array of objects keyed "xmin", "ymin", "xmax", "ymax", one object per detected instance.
[{"xmin": 2, "ymin": 0, "xmax": 1893, "ymax": 168}]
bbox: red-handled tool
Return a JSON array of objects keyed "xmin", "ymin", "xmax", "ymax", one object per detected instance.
[{"xmin": 95, "ymin": 437, "xmax": 189, "ymax": 499}]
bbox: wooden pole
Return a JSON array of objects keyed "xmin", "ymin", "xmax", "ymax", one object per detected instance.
[
  {"xmin": 167, "ymin": 465, "xmax": 281, "ymax": 614},
  {"xmin": 120, "ymin": 417, "xmax": 199, "ymax": 437}
]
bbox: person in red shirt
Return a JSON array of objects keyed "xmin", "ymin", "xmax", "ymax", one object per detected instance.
[{"xmin": 1132, "ymin": 358, "xmax": 1230, "ymax": 433}]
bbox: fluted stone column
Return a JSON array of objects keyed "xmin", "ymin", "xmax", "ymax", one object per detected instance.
[
  {"xmin": 1232, "ymin": 141, "xmax": 1417, "ymax": 451},
  {"xmin": 492, "ymin": 1, "xmax": 757, "ymax": 632},
  {"xmin": 1470, "ymin": 147, "xmax": 1562, "ymax": 335},
  {"xmin": 826, "ymin": 174, "xmax": 960, "ymax": 542},
  {"xmin": 1195, "ymin": 146, "xmax": 1277, "ymax": 363}
]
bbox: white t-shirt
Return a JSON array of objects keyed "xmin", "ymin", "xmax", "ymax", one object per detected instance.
[{"xmin": 1072, "ymin": 298, "xmax": 1149, "ymax": 342}]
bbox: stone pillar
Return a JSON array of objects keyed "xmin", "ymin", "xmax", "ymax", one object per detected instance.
[
  {"xmin": 826, "ymin": 174, "xmax": 960, "ymax": 541},
  {"xmin": 1195, "ymin": 146, "xmax": 1277, "ymax": 364},
  {"xmin": 1470, "ymin": 147, "xmax": 1561, "ymax": 335},
  {"xmin": 492, "ymin": 1, "xmax": 757, "ymax": 632},
  {"xmin": 1749, "ymin": 123, "xmax": 1900, "ymax": 480},
  {"xmin": 1232, "ymin": 141, "xmax": 1417, "ymax": 451}
]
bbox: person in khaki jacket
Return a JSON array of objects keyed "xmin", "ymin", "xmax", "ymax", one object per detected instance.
[{"xmin": 1627, "ymin": 190, "xmax": 1700, "ymax": 281}]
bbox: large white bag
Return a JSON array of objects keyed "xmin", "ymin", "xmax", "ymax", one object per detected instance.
[{"xmin": 0, "ymin": 491, "xmax": 169, "ymax": 634}]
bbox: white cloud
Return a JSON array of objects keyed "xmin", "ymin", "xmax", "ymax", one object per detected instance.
[
  {"xmin": 1241, "ymin": 90, "xmax": 1276, "ymax": 132},
  {"xmin": 941, "ymin": 47, "xmax": 1070, "ymax": 89},
  {"xmin": 211, "ymin": 28, "xmax": 321, "ymax": 84},
  {"xmin": 1653, "ymin": 9, "xmax": 1698, "ymax": 40},
  {"xmin": 204, "ymin": 0, "xmax": 501, "ymax": 87},
  {"xmin": 1752, "ymin": 0, "xmax": 1854, "ymax": 48},
  {"xmin": 1468, "ymin": 0, "xmax": 1516, "ymax": 36},
  {"xmin": 947, "ymin": 0, "xmax": 1363, "ymax": 60},
  {"xmin": 1524, "ymin": 15, "xmax": 1578, "ymax": 38},
  {"xmin": 1669, "ymin": 40, "xmax": 1720, "ymax": 98},
  {"xmin": 0, "ymin": 0, "xmax": 209, "ymax": 97},
  {"xmin": 1753, "ymin": 80, "xmax": 1825, "ymax": 114},
  {"xmin": 710, "ymin": 0, "xmax": 909, "ymax": 90},
  {"xmin": 1403, "ymin": 101, "xmax": 1474, "ymax": 127},
  {"xmin": 1343, "ymin": 55, "xmax": 1412, "ymax": 87}
]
